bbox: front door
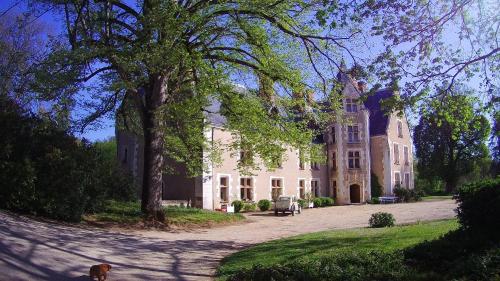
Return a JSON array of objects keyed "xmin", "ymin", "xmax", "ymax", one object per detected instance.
[{"xmin": 350, "ymin": 184, "xmax": 361, "ymax": 203}]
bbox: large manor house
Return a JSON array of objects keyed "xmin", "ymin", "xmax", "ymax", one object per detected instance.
[{"xmin": 117, "ymin": 71, "xmax": 414, "ymax": 210}]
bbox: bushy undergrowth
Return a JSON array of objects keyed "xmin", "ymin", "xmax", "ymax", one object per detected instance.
[
  {"xmin": 257, "ymin": 199, "xmax": 271, "ymax": 211},
  {"xmin": 369, "ymin": 212, "xmax": 395, "ymax": 228},
  {"xmin": 242, "ymin": 202, "xmax": 257, "ymax": 212},
  {"xmin": 0, "ymin": 96, "xmax": 137, "ymax": 222},
  {"xmin": 312, "ymin": 197, "xmax": 334, "ymax": 208},
  {"xmin": 231, "ymin": 200, "xmax": 244, "ymax": 213},
  {"xmin": 393, "ymin": 186, "xmax": 423, "ymax": 202},
  {"xmin": 456, "ymin": 177, "xmax": 500, "ymax": 237},
  {"xmin": 228, "ymin": 251, "xmax": 423, "ymax": 281}
]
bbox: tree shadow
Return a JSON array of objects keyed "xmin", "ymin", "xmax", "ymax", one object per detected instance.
[{"xmin": 0, "ymin": 211, "xmax": 250, "ymax": 280}]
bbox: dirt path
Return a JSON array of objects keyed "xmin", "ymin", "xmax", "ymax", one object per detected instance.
[{"xmin": 0, "ymin": 200, "xmax": 456, "ymax": 281}]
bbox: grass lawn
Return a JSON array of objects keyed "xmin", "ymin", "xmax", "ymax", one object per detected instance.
[
  {"xmin": 217, "ymin": 219, "xmax": 459, "ymax": 280},
  {"xmin": 83, "ymin": 200, "xmax": 245, "ymax": 227},
  {"xmin": 421, "ymin": 195, "xmax": 454, "ymax": 201}
]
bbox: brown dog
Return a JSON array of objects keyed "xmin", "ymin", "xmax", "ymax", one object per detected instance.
[{"xmin": 89, "ymin": 264, "xmax": 112, "ymax": 281}]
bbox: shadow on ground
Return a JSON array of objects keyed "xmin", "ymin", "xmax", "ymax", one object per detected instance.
[{"xmin": 0, "ymin": 211, "xmax": 249, "ymax": 281}]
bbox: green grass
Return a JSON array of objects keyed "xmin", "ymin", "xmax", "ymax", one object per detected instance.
[
  {"xmin": 421, "ymin": 195, "xmax": 454, "ymax": 201},
  {"xmin": 83, "ymin": 200, "xmax": 245, "ymax": 227},
  {"xmin": 217, "ymin": 219, "xmax": 459, "ymax": 279}
]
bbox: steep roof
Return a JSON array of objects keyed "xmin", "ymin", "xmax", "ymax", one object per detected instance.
[{"xmin": 364, "ymin": 88, "xmax": 394, "ymax": 136}]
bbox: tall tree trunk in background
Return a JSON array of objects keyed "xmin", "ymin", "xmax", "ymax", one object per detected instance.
[{"xmin": 141, "ymin": 75, "xmax": 168, "ymax": 222}]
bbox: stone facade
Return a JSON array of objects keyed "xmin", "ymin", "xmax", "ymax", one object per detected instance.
[{"xmin": 117, "ymin": 76, "xmax": 414, "ymax": 209}]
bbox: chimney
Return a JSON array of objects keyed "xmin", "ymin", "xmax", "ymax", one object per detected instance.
[{"xmin": 357, "ymin": 81, "xmax": 367, "ymax": 93}]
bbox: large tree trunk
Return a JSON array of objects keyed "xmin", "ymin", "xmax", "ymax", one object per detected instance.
[{"xmin": 141, "ymin": 75, "xmax": 168, "ymax": 222}]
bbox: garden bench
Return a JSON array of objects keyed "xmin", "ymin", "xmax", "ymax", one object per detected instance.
[{"xmin": 379, "ymin": 196, "xmax": 398, "ymax": 204}]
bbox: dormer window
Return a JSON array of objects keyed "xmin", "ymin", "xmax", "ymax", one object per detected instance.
[{"xmin": 346, "ymin": 98, "xmax": 358, "ymax": 112}]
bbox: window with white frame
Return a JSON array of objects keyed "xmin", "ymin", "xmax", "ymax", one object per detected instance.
[
  {"xmin": 311, "ymin": 180, "xmax": 319, "ymax": 197},
  {"xmin": 394, "ymin": 172, "xmax": 401, "ymax": 187},
  {"xmin": 394, "ymin": 143, "xmax": 400, "ymax": 164},
  {"xmin": 404, "ymin": 173, "xmax": 410, "ymax": 188},
  {"xmin": 240, "ymin": 178, "xmax": 253, "ymax": 201},
  {"xmin": 220, "ymin": 176, "xmax": 229, "ymax": 202},
  {"xmin": 348, "ymin": 125, "xmax": 360, "ymax": 143},
  {"xmin": 404, "ymin": 146, "xmax": 409, "ymax": 165},
  {"xmin": 271, "ymin": 178, "xmax": 283, "ymax": 200},
  {"xmin": 348, "ymin": 151, "xmax": 361, "ymax": 169},
  {"xmin": 299, "ymin": 179, "xmax": 305, "ymax": 199},
  {"xmin": 397, "ymin": 120, "xmax": 403, "ymax": 138},
  {"xmin": 346, "ymin": 98, "xmax": 358, "ymax": 112}
]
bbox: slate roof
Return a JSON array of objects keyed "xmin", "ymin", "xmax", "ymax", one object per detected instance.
[{"xmin": 363, "ymin": 88, "xmax": 394, "ymax": 136}]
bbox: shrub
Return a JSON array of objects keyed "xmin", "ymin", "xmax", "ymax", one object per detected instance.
[
  {"xmin": 369, "ymin": 212, "xmax": 395, "ymax": 228},
  {"xmin": 243, "ymin": 202, "xmax": 257, "ymax": 212},
  {"xmin": 257, "ymin": 199, "xmax": 271, "ymax": 211},
  {"xmin": 393, "ymin": 186, "xmax": 410, "ymax": 202},
  {"xmin": 312, "ymin": 197, "xmax": 322, "ymax": 208},
  {"xmin": 368, "ymin": 197, "xmax": 380, "ymax": 204},
  {"xmin": 231, "ymin": 200, "xmax": 244, "ymax": 213},
  {"xmin": 404, "ymin": 229, "xmax": 500, "ymax": 280},
  {"xmin": 228, "ymin": 251, "xmax": 419, "ymax": 281},
  {"xmin": 456, "ymin": 178, "xmax": 500, "ymax": 236},
  {"xmin": 320, "ymin": 197, "xmax": 334, "ymax": 206},
  {"xmin": 297, "ymin": 199, "xmax": 306, "ymax": 208}
]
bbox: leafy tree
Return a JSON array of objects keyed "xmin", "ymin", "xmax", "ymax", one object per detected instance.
[
  {"xmin": 414, "ymin": 92, "xmax": 490, "ymax": 193},
  {"xmin": 32, "ymin": 0, "xmax": 361, "ymax": 220}
]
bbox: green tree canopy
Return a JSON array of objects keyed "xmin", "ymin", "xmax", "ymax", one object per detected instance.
[{"xmin": 414, "ymin": 91, "xmax": 490, "ymax": 193}]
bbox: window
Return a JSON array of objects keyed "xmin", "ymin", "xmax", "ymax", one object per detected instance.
[
  {"xmin": 394, "ymin": 172, "xmax": 401, "ymax": 187},
  {"xmin": 331, "ymin": 152, "xmax": 337, "ymax": 171},
  {"xmin": 397, "ymin": 120, "xmax": 403, "ymax": 138},
  {"xmin": 311, "ymin": 180, "xmax": 319, "ymax": 197},
  {"xmin": 311, "ymin": 161, "xmax": 320, "ymax": 170},
  {"xmin": 394, "ymin": 143, "xmax": 400, "ymax": 164},
  {"xmin": 348, "ymin": 125, "xmax": 360, "ymax": 143},
  {"xmin": 346, "ymin": 98, "xmax": 358, "ymax": 112},
  {"xmin": 330, "ymin": 126, "xmax": 336, "ymax": 143},
  {"xmin": 299, "ymin": 179, "xmax": 305, "ymax": 199},
  {"xmin": 271, "ymin": 178, "xmax": 283, "ymax": 200},
  {"xmin": 404, "ymin": 173, "xmax": 410, "ymax": 188},
  {"xmin": 348, "ymin": 151, "xmax": 361, "ymax": 169},
  {"xmin": 404, "ymin": 146, "xmax": 409, "ymax": 165},
  {"xmin": 220, "ymin": 177, "xmax": 229, "ymax": 202},
  {"xmin": 299, "ymin": 151, "xmax": 305, "ymax": 170},
  {"xmin": 240, "ymin": 178, "xmax": 253, "ymax": 201}
]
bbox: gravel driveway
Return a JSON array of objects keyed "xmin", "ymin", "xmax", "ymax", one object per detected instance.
[{"xmin": 0, "ymin": 200, "xmax": 456, "ymax": 281}]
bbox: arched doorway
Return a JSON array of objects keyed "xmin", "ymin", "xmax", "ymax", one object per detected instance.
[{"xmin": 350, "ymin": 184, "xmax": 361, "ymax": 203}]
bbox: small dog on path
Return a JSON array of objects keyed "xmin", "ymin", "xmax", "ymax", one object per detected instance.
[{"xmin": 89, "ymin": 264, "xmax": 112, "ymax": 281}]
